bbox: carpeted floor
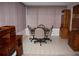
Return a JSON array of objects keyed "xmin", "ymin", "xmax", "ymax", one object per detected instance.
[{"xmin": 22, "ymin": 36, "xmax": 76, "ymax": 56}]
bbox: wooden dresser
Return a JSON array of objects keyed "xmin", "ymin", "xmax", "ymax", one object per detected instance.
[
  {"xmin": 68, "ymin": 30, "xmax": 79, "ymax": 51},
  {"xmin": 0, "ymin": 26, "xmax": 23, "ymax": 55},
  {"xmin": 0, "ymin": 26, "xmax": 16, "ymax": 55},
  {"xmin": 16, "ymin": 35, "xmax": 23, "ymax": 56},
  {"xmin": 68, "ymin": 5, "xmax": 79, "ymax": 51},
  {"xmin": 60, "ymin": 9, "xmax": 71, "ymax": 39}
]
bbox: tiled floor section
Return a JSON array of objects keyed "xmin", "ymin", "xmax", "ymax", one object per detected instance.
[{"xmin": 22, "ymin": 36, "xmax": 76, "ymax": 56}]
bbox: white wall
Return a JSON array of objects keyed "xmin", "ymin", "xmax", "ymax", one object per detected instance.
[
  {"xmin": 25, "ymin": 6, "xmax": 66, "ymax": 36},
  {"xmin": 26, "ymin": 6, "xmax": 66, "ymax": 28},
  {"xmin": 0, "ymin": 3, "xmax": 26, "ymax": 33}
]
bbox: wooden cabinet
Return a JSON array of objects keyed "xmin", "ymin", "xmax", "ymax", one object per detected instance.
[
  {"xmin": 16, "ymin": 35, "xmax": 23, "ymax": 56},
  {"xmin": 60, "ymin": 9, "xmax": 71, "ymax": 39},
  {"xmin": 61, "ymin": 9, "xmax": 71, "ymax": 27},
  {"xmin": 0, "ymin": 29, "xmax": 10, "ymax": 55},
  {"xmin": 68, "ymin": 30, "xmax": 79, "ymax": 51},
  {"xmin": 0, "ymin": 26, "xmax": 23, "ymax": 55},
  {"xmin": 0, "ymin": 26, "xmax": 16, "ymax": 55},
  {"xmin": 60, "ymin": 27, "xmax": 69, "ymax": 39},
  {"xmin": 72, "ymin": 5, "xmax": 79, "ymax": 30},
  {"xmin": 73, "ymin": 5, "xmax": 79, "ymax": 14},
  {"xmin": 68, "ymin": 5, "xmax": 79, "ymax": 51}
]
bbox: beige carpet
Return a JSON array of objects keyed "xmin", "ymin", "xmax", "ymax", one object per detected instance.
[{"xmin": 22, "ymin": 36, "xmax": 75, "ymax": 56}]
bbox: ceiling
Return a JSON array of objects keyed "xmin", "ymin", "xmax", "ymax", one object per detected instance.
[{"xmin": 23, "ymin": 2, "xmax": 75, "ymax": 6}]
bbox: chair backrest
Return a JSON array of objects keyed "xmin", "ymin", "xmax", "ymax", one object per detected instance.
[
  {"xmin": 27, "ymin": 25, "xmax": 31, "ymax": 31},
  {"xmin": 35, "ymin": 27, "xmax": 45, "ymax": 38},
  {"xmin": 45, "ymin": 25, "xmax": 53, "ymax": 38},
  {"xmin": 37, "ymin": 24, "xmax": 45, "ymax": 29},
  {"xmin": 27, "ymin": 25, "xmax": 35, "ymax": 35}
]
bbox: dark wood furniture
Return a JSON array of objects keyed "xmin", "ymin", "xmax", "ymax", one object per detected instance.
[
  {"xmin": 72, "ymin": 5, "xmax": 79, "ymax": 29},
  {"xmin": 0, "ymin": 26, "xmax": 23, "ymax": 55},
  {"xmin": 16, "ymin": 35, "xmax": 23, "ymax": 56},
  {"xmin": 68, "ymin": 5, "xmax": 79, "ymax": 51},
  {"xmin": 68, "ymin": 30, "xmax": 79, "ymax": 51},
  {"xmin": 0, "ymin": 26, "xmax": 16, "ymax": 56},
  {"xmin": 60, "ymin": 9, "xmax": 71, "ymax": 39}
]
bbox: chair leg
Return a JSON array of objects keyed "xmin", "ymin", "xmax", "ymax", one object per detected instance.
[
  {"xmin": 33, "ymin": 38, "xmax": 48, "ymax": 46},
  {"xmin": 48, "ymin": 38, "xmax": 52, "ymax": 42},
  {"xmin": 45, "ymin": 41, "xmax": 47, "ymax": 43},
  {"xmin": 45, "ymin": 38, "xmax": 52, "ymax": 42},
  {"xmin": 40, "ymin": 43, "xmax": 42, "ymax": 46},
  {"xmin": 30, "ymin": 37, "xmax": 36, "ymax": 42},
  {"xmin": 29, "ymin": 38, "xmax": 32, "ymax": 40},
  {"xmin": 50, "ymin": 39, "xmax": 52, "ymax": 42},
  {"xmin": 34, "ymin": 41, "xmax": 37, "ymax": 44},
  {"xmin": 31, "ymin": 39, "xmax": 33, "ymax": 42},
  {"xmin": 29, "ymin": 38, "xmax": 33, "ymax": 42}
]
